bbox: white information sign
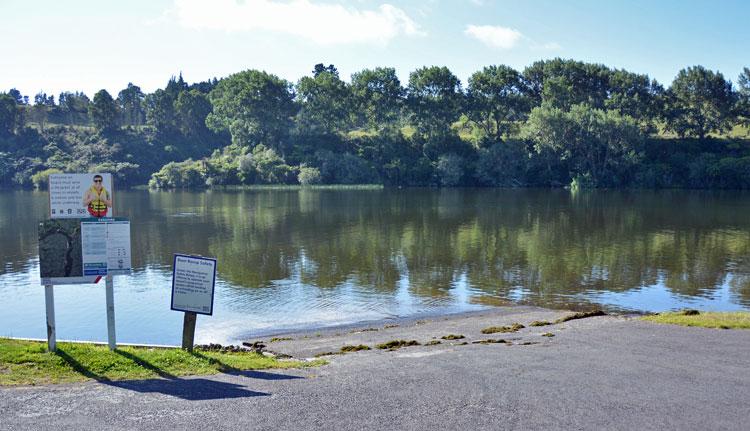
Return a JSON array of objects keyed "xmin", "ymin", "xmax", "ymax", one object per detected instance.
[
  {"xmin": 81, "ymin": 222, "xmax": 108, "ymax": 275},
  {"xmin": 106, "ymin": 221, "xmax": 132, "ymax": 275},
  {"xmin": 81, "ymin": 219, "xmax": 132, "ymax": 276},
  {"xmin": 171, "ymin": 254, "xmax": 217, "ymax": 315},
  {"xmin": 49, "ymin": 173, "xmax": 114, "ymax": 218}
]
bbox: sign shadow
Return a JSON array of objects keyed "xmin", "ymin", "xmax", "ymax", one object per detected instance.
[
  {"xmin": 54, "ymin": 348, "xmax": 309, "ymax": 401},
  {"xmin": 106, "ymin": 377, "xmax": 270, "ymax": 401}
]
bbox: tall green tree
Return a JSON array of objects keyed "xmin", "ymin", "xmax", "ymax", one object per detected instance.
[
  {"xmin": 466, "ymin": 65, "xmax": 531, "ymax": 141},
  {"xmin": 295, "ymin": 64, "xmax": 352, "ymax": 135},
  {"xmin": 90, "ymin": 89, "xmax": 119, "ymax": 133},
  {"xmin": 664, "ymin": 66, "xmax": 737, "ymax": 138},
  {"xmin": 8, "ymin": 89, "xmax": 24, "ymax": 105},
  {"xmin": 117, "ymin": 83, "xmax": 145, "ymax": 126},
  {"xmin": 207, "ymin": 69, "xmax": 297, "ymax": 152},
  {"xmin": 522, "ymin": 59, "xmax": 611, "ymax": 110},
  {"xmin": 523, "ymin": 103, "xmax": 644, "ymax": 187},
  {"xmin": 737, "ymin": 67, "xmax": 750, "ymax": 129},
  {"xmin": 406, "ymin": 66, "xmax": 463, "ymax": 137},
  {"xmin": 145, "ymin": 89, "xmax": 177, "ymax": 136},
  {"xmin": 175, "ymin": 89, "xmax": 212, "ymax": 138},
  {"xmin": 350, "ymin": 67, "xmax": 404, "ymax": 131},
  {"xmin": 58, "ymin": 91, "xmax": 91, "ymax": 124},
  {"xmin": 31, "ymin": 92, "xmax": 54, "ymax": 129},
  {"xmin": 165, "ymin": 73, "xmax": 188, "ymax": 100},
  {"xmin": 605, "ymin": 69, "xmax": 663, "ymax": 130},
  {"xmin": 0, "ymin": 93, "xmax": 20, "ymax": 136}
]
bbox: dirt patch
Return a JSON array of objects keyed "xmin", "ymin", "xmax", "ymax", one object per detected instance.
[
  {"xmin": 269, "ymin": 337, "xmax": 293, "ymax": 343},
  {"xmin": 340, "ymin": 344, "xmax": 371, "ymax": 352},
  {"xmin": 197, "ymin": 343, "xmax": 252, "ymax": 353},
  {"xmin": 241, "ymin": 341, "xmax": 267, "ymax": 353},
  {"xmin": 440, "ymin": 334, "xmax": 465, "ymax": 340},
  {"xmin": 481, "ymin": 323, "xmax": 525, "ymax": 334},
  {"xmin": 350, "ymin": 327, "xmax": 379, "ymax": 333},
  {"xmin": 425, "ymin": 340, "xmax": 442, "ymax": 346},
  {"xmin": 541, "ymin": 332, "xmax": 555, "ymax": 337},
  {"xmin": 376, "ymin": 340, "xmax": 420, "ymax": 350},
  {"xmin": 678, "ymin": 309, "xmax": 700, "ymax": 316},
  {"xmin": 471, "ymin": 339, "xmax": 508, "ymax": 345},
  {"xmin": 530, "ymin": 321, "xmax": 552, "ymax": 327},
  {"xmin": 555, "ymin": 310, "xmax": 606, "ymax": 323}
]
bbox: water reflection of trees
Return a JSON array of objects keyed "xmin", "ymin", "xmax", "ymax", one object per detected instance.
[
  {"xmin": 130, "ymin": 189, "xmax": 750, "ymax": 308},
  {"xmin": 4, "ymin": 189, "xmax": 750, "ymax": 308}
]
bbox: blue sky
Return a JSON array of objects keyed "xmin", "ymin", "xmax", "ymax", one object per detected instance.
[{"xmin": 1, "ymin": 0, "xmax": 748, "ymax": 98}]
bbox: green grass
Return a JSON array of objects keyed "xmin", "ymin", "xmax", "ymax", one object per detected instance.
[
  {"xmin": 642, "ymin": 311, "xmax": 750, "ymax": 330},
  {"xmin": 0, "ymin": 338, "xmax": 323, "ymax": 386}
]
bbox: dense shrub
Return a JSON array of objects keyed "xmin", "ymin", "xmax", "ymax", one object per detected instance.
[
  {"xmin": 148, "ymin": 159, "xmax": 205, "ymax": 188},
  {"xmin": 30, "ymin": 168, "xmax": 63, "ymax": 189},
  {"xmin": 298, "ymin": 166, "xmax": 322, "ymax": 185}
]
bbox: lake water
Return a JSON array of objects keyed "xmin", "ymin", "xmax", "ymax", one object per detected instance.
[{"xmin": 1, "ymin": 188, "xmax": 749, "ymax": 345}]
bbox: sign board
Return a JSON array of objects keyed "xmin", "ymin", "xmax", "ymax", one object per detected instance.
[
  {"xmin": 81, "ymin": 219, "xmax": 132, "ymax": 276},
  {"xmin": 49, "ymin": 173, "xmax": 114, "ymax": 218},
  {"xmin": 39, "ymin": 218, "xmax": 132, "ymax": 285},
  {"xmin": 171, "ymin": 254, "xmax": 217, "ymax": 315}
]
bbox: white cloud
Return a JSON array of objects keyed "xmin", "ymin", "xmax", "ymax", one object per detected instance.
[
  {"xmin": 539, "ymin": 41, "xmax": 562, "ymax": 50},
  {"xmin": 464, "ymin": 24, "xmax": 522, "ymax": 49},
  {"xmin": 171, "ymin": 0, "xmax": 423, "ymax": 45}
]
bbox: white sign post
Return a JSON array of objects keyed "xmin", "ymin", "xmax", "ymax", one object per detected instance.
[
  {"xmin": 171, "ymin": 254, "xmax": 217, "ymax": 351},
  {"xmin": 40, "ymin": 173, "xmax": 130, "ymax": 352},
  {"xmin": 44, "ymin": 284, "xmax": 56, "ymax": 352}
]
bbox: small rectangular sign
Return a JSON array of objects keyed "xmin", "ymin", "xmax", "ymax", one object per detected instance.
[
  {"xmin": 171, "ymin": 254, "xmax": 217, "ymax": 316},
  {"xmin": 39, "ymin": 218, "xmax": 132, "ymax": 285},
  {"xmin": 49, "ymin": 173, "xmax": 114, "ymax": 219}
]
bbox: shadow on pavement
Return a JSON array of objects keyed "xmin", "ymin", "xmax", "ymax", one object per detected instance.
[
  {"xmin": 54, "ymin": 348, "xmax": 302, "ymax": 400},
  {"xmin": 106, "ymin": 377, "xmax": 270, "ymax": 400},
  {"xmin": 228, "ymin": 369, "xmax": 305, "ymax": 380}
]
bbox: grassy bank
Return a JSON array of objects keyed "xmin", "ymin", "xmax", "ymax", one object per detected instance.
[
  {"xmin": 0, "ymin": 338, "xmax": 323, "ymax": 386},
  {"xmin": 642, "ymin": 311, "xmax": 750, "ymax": 329}
]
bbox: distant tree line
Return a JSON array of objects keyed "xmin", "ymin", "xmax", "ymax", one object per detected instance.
[{"xmin": 1, "ymin": 60, "xmax": 750, "ymax": 189}]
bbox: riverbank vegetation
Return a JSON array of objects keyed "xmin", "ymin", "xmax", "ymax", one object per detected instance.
[
  {"xmin": 0, "ymin": 338, "xmax": 321, "ymax": 386},
  {"xmin": 642, "ymin": 311, "xmax": 750, "ymax": 329},
  {"xmin": 2, "ymin": 61, "xmax": 750, "ymax": 189}
]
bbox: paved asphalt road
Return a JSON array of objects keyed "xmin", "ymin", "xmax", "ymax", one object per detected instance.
[{"xmin": 1, "ymin": 308, "xmax": 749, "ymax": 430}]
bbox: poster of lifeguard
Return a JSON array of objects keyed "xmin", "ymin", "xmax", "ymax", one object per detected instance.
[{"xmin": 48, "ymin": 173, "xmax": 114, "ymax": 218}]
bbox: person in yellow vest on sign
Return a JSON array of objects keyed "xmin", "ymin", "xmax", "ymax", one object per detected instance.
[{"xmin": 82, "ymin": 174, "xmax": 112, "ymax": 217}]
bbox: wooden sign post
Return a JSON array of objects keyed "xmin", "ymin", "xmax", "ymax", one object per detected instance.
[
  {"xmin": 171, "ymin": 254, "xmax": 217, "ymax": 352},
  {"xmin": 182, "ymin": 312, "xmax": 197, "ymax": 352}
]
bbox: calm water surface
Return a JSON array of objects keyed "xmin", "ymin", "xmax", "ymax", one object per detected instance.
[{"xmin": 1, "ymin": 189, "xmax": 749, "ymax": 345}]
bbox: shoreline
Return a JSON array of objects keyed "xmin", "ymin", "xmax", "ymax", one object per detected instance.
[
  {"xmin": 232, "ymin": 301, "xmax": 650, "ymax": 343},
  {"xmin": 242, "ymin": 305, "xmax": 620, "ymax": 359}
]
